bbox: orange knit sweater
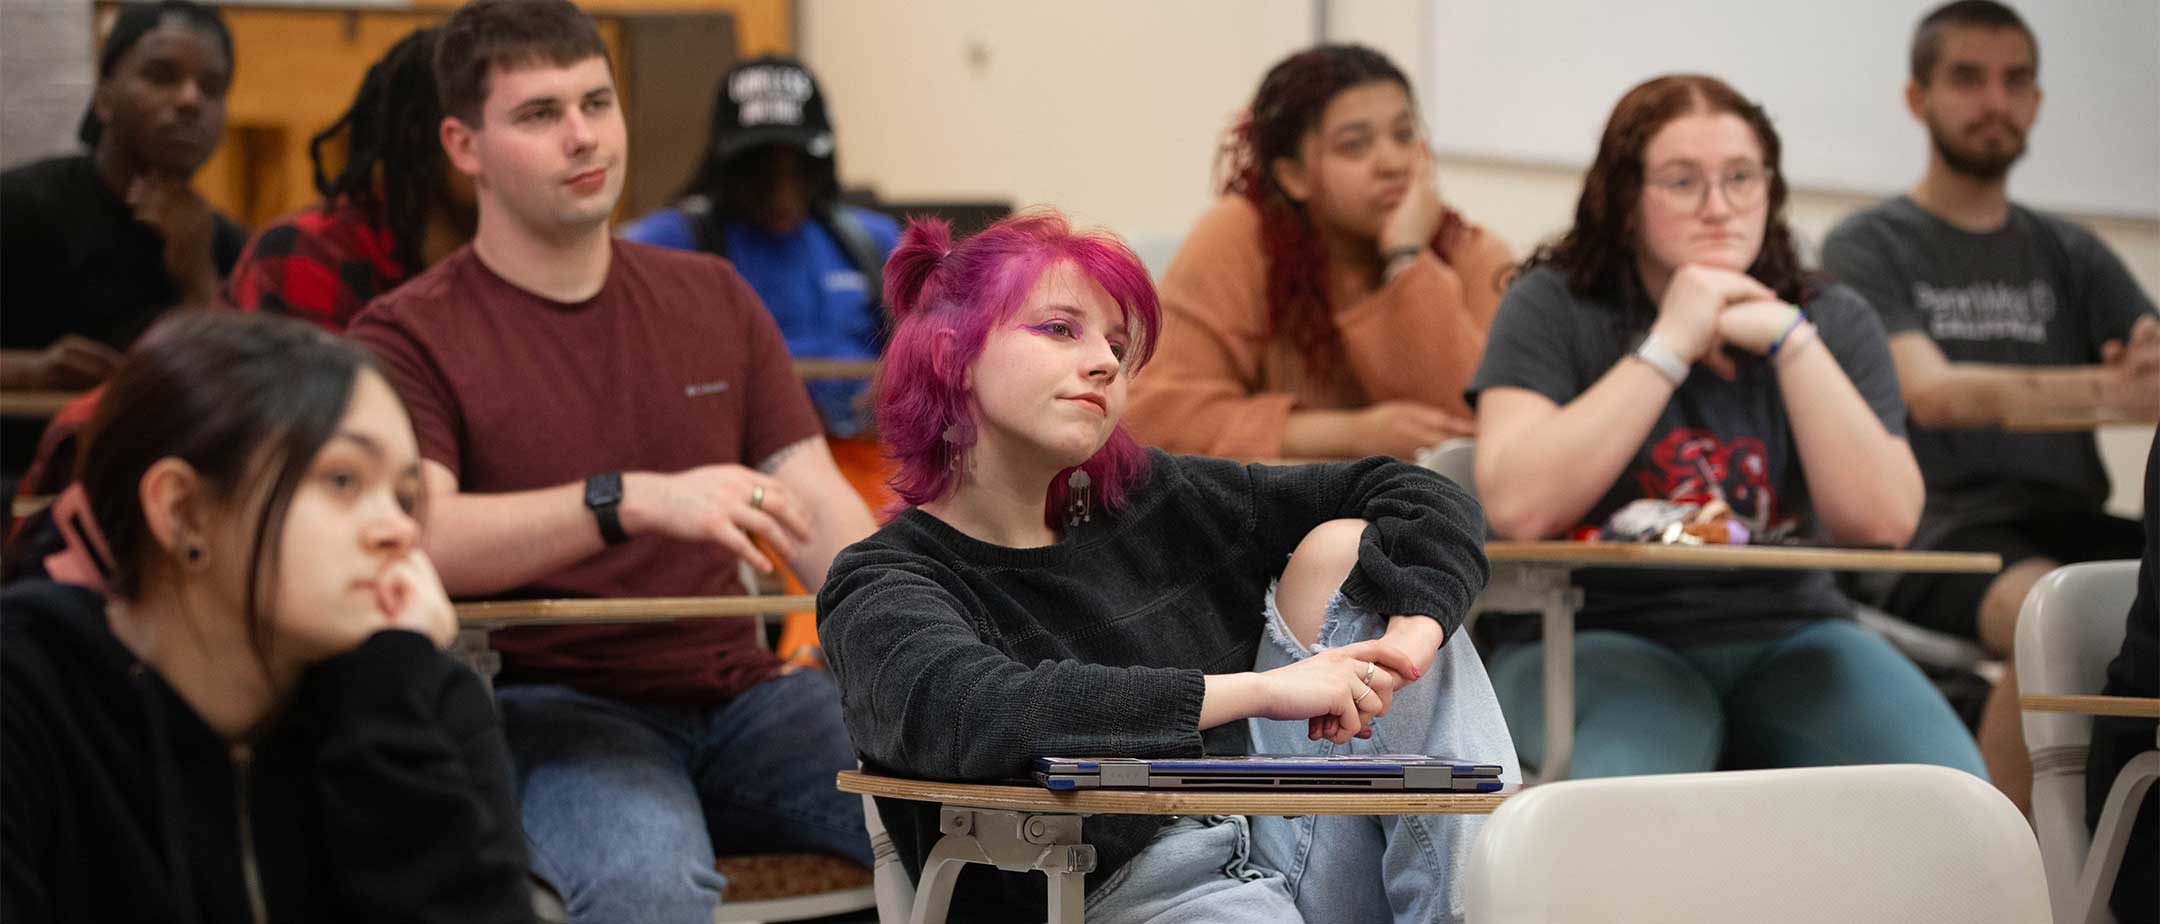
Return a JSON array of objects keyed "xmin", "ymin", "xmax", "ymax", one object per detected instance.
[{"xmin": 1127, "ymin": 195, "xmax": 1515, "ymax": 460}]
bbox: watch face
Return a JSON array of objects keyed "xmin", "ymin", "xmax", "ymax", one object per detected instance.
[{"xmin": 586, "ymin": 472, "xmax": 623, "ymax": 507}]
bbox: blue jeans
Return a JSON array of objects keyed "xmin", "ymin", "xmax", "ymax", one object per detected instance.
[
  {"xmin": 1083, "ymin": 815, "xmax": 1302, "ymax": 924},
  {"xmin": 1246, "ymin": 588, "xmax": 1520, "ymax": 924},
  {"xmin": 498, "ymin": 671, "xmax": 872, "ymax": 924},
  {"xmin": 1087, "ymin": 589, "xmax": 1518, "ymax": 924},
  {"xmin": 1487, "ymin": 619, "xmax": 1988, "ymax": 780}
]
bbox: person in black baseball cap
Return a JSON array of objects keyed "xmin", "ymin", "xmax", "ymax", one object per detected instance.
[
  {"xmin": 623, "ymin": 55, "xmax": 896, "ymax": 439},
  {"xmin": 1, "ymin": 0, "xmax": 245, "ymax": 475}
]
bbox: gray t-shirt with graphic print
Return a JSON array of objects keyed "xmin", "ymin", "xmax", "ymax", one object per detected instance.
[
  {"xmin": 1822, "ymin": 196, "xmax": 2157, "ymax": 539},
  {"xmin": 1466, "ymin": 266, "xmax": 1907, "ymax": 647}
]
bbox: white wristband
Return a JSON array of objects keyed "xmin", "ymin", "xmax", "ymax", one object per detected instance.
[{"xmin": 1632, "ymin": 332, "xmax": 1689, "ymax": 386}]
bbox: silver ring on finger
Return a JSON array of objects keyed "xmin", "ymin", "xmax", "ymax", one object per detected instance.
[
  {"xmin": 1354, "ymin": 685, "xmax": 1373, "ymax": 708},
  {"xmin": 750, "ymin": 484, "xmax": 766, "ymax": 511},
  {"xmin": 1361, "ymin": 661, "xmax": 1376, "ymax": 685}
]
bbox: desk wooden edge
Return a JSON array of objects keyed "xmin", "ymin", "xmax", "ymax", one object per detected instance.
[
  {"xmin": 1484, "ymin": 542, "xmax": 2001, "ymax": 574},
  {"xmin": 0, "ymin": 391, "xmax": 80, "ymax": 418},
  {"xmin": 2021, "ymin": 694, "xmax": 2160, "ymax": 719},
  {"xmin": 2001, "ymin": 416, "xmax": 2158, "ymax": 433},
  {"xmin": 455, "ymin": 594, "xmax": 816, "ymax": 627},
  {"xmin": 835, "ymin": 770, "xmax": 1511, "ymax": 816}
]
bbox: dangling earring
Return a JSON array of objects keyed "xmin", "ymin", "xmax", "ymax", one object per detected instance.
[{"xmin": 1065, "ymin": 468, "xmax": 1093, "ymax": 527}]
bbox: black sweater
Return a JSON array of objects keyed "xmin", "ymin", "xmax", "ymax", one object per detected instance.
[
  {"xmin": 1, "ymin": 580, "xmax": 534, "ymax": 923},
  {"xmin": 816, "ymin": 452, "xmax": 1488, "ymax": 922},
  {"xmin": 2091, "ymin": 434, "xmax": 2157, "ymax": 924}
]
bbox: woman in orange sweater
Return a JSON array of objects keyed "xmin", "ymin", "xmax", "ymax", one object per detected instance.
[{"xmin": 1128, "ymin": 44, "xmax": 1515, "ymax": 461}]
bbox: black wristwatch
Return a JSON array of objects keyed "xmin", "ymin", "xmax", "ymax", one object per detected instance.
[{"xmin": 584, "ymin": 472, "xmax": 629, "ymax": 546}]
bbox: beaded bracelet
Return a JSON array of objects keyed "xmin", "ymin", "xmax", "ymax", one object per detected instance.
[{"xmin": 1766, "ymin": 308, "xmax": 1811, "ymax": 359}]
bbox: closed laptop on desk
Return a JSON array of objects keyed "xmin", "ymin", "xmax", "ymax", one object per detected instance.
[{"xmin": 1034, "ymin": 755, "xmax": 1503, "ymax": 792}]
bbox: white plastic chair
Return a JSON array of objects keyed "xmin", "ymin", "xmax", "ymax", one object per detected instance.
[
  {"xmin": 1415, "ymin": 437, "xmax": 1479, "ymax": 502},
  {"xmin": 864, "ymin": 791, "xmax": 915, "ymax": 924},
  {"xmin": 1464, "ymin": 764, "xmax": 2049, "ymax": 923},
  {"xmin": 2017, "ymin": 559, "xmax": 2154, "ymax": 924}
]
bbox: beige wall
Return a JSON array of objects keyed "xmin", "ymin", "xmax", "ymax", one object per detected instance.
[
  {"xmin": 802, "ymin": 0, "xmax": 1313, "ymax": 237},
  {"xmin": 0, "ymin": 0, "xmax": 94, "ymax": 170},
  {"xmin": 805, "ymin": 0, "xmax": 2156, "ymax": 514}
]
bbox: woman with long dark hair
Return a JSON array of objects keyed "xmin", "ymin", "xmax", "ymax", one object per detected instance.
[
  {"xmin": 820, "ymin": 209, "xmax": 1514, "ymax": 923},
  {"xmin": 1467, "ymin": 74, "xmax": 1983, "ymax": 780},
  {"xmin": 1127, "ymin": 44, "xmax": 1514, "ymax": 461},
  {"xmin": 1, "ymin": 312, "xmax": 531, "ymax": 922}
]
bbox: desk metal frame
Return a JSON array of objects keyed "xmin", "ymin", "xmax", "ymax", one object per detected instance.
[{"xmin": 836, "ymin": 771, "xmax": 1507, "ymax": 924}]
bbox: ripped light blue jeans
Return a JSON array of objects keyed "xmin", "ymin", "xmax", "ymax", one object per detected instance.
[{"xmin": 1085, "ymin": 587, "xmax": 1521, "ymax": 924}]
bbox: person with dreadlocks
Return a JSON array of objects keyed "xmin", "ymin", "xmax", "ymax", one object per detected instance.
[
  {"xmin": 226, "ymin": 26, "xmax": 477, "ymax": 332},
  {"xmin": 1125, "ymin": 44, "xmax": 1514, "ymax": 462},
  {"xmin": 1, "ymin": 0, "xmax": 245, "ymax": 480}
]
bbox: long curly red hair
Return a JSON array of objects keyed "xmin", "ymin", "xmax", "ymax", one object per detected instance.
[{"xmin": 1219, "ymin": 44, "xmax": 1465, "ymax": 382}]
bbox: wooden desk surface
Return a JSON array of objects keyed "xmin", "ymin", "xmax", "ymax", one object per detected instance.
[
  {"xmin": 455, "ymin": 594, "xmax": 815, "ymax": 628},
  {"xmin": 1484, "ymin": 541, "xmax": 2001, "ymax": 574},
  {"xmin": 0, "ymin": 391, "xmax": 79, "ymax": 418},
  {"xmin": 2000, "ymin": 413, "xmax": 2158, "ymax": 434},
  {"xmin": 2021, "ymin": 694, "xmax": 2160, "ymax": 719},
  {"xmin": 836, "ymin": 770, "xmax": 1510, "ymax": 816}
]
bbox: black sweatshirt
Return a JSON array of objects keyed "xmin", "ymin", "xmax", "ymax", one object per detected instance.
[
  {"xmin": 0, "ymin": 580, "xmax": 535, "ymax": 923},
  {"xmin": 2091, "ymin": 433, "xmax": 2157, "ymax": 924},
  {"xmin": 817, "ymin": 451, "xmax": 1488, "ymax": 922}
]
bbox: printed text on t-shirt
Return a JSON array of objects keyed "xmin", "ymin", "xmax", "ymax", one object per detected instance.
[{"xmin": 1913, "ymin": 280, "xmax": 2056, "ymax": 344}]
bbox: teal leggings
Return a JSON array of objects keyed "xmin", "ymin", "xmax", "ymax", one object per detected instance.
[{"xmin": 1488, "ymin": 618, "xmax": 1988, "ymax": 779}]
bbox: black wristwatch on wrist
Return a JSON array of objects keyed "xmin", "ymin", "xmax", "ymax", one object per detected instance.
[{"xmin": 585, "ymin": 472, "xmax": 629, "ymax": 546}]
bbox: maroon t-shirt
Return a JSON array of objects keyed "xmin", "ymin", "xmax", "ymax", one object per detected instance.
[{"xmin": 347, "ymin": 240, "xmax": 822, "ymax": 709}]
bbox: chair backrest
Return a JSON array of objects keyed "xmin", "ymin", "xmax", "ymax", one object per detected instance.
[
  {"xmin": 2017, "ymin": 560, "xmax": 2140, "ymax": 746},
  {"xmin": 1416, "ymin": 437, "xmax": 1478, "ymax": 501},
  {"xmin": 2013, "ymin": 558, "xmax": 2139, "ymax": 922},
  {"xmin": 1464, "ymin": 764, "xmax": 2048, "ymax": 924},
  {"xmin": 862, "ymin": 783, "xmax": 914, "ymax": 924}
]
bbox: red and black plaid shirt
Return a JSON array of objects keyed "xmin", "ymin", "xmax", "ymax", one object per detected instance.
[{"xmin": 225, "ymin": 199, "xmax": 407, "ymax": 333}]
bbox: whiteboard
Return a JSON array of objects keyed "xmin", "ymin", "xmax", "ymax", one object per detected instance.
[{"xmin": 1426, "ymin": 0, "xmax": 2160, "ymax": 219}]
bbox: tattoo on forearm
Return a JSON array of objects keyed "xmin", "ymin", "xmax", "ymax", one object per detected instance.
[{"xmin": 755, "ymin": 436, "xmax": 821, "ymax": 474}]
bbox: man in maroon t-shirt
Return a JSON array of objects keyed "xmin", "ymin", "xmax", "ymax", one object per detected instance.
[{"xmin": 345, "ymin": 2, "xmax": 878, "ymax": 919}]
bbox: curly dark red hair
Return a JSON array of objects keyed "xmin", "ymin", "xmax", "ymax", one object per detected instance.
[{"xmin": 1218, "ymin": 44, "xmax": 1465, "ymax": 382}]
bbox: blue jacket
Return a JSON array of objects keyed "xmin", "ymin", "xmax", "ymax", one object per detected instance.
[{"xmin": 621, "ymin": 205, "xmax": 899, "ymax": 437}]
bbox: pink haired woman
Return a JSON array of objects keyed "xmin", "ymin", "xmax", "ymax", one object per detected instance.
[{"xmin": 817, "ymin": 209, "xmax": 1517, "ymax": 924}]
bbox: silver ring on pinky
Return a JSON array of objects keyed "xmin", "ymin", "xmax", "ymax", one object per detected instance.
[{"xmin": 750, "ymin": 485, "xmax": 766, "ymax": 511}]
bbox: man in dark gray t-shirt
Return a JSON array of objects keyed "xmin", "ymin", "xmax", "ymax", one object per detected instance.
[{"xmin": 1820, "ymin": 0, "xmax": 2158, "ymax": 821}]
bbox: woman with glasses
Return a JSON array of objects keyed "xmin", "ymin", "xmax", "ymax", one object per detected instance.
[
  {"xmin": 1465, "ymin": 74, "xmax": 1986, "ymax": 780},
  {"xmin": 1125, "ymin": 44, "xmax": 1515, "ymax": 462}
]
